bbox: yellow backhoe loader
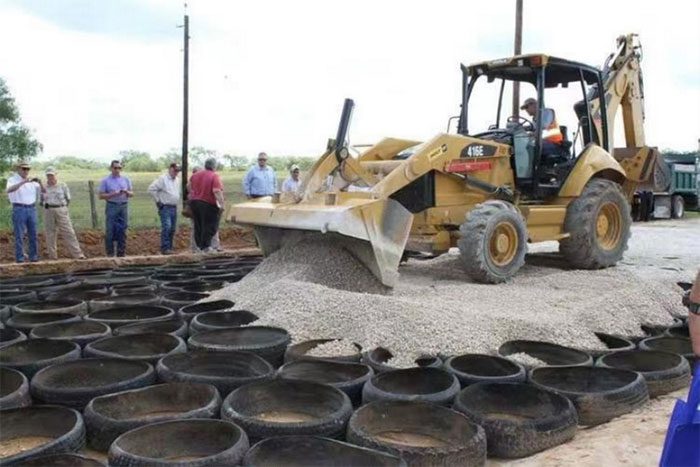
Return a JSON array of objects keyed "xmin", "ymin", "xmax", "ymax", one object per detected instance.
[{"xmin": 228, "ymin": 33, "xmax": 656, "ymax": 286}]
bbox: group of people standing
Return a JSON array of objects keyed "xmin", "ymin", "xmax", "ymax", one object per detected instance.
[{"xmin": 6, "ymin": 153, "xmax": 301, "ymax": 263}]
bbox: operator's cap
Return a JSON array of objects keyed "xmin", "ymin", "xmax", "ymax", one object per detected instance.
[
  {"xmin": 45, "ymin": 166, "xmax": 57, "ymax": 175},
  {"xmin": 169, "ymin": 162, "xmax": 181, "ymax": 171},
  {"xmin": 290, "ymin": 164, "xmax": 300, "ymax": 173},
  {"xmin": 17, "ymin": 161, "xmax": 31, "ymax": 169},
  {"xmin": 520, "ymin": 97, "xmax": 537, "ymax": 109}
]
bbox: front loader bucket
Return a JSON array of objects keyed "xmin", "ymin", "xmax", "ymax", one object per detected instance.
[{"xmin": 229, "ymin": 198, "xmax": 413, "ymax": 287}]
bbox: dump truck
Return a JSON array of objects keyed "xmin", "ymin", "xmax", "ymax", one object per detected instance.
[
  {"xmin": 228, "ymin": 33, "xmax": 657, "ymax": 286},
  {"xmin": 633, "ymin": 149, "xmax": 700, "ymax": 220}
]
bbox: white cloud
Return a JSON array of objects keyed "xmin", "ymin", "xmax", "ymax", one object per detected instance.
[{"xmin": 1, "ymin": 0, "xmax": 698, "ymax": 162}]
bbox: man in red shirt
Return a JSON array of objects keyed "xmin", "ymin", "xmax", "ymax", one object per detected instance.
[{"xmin": 188, "ymin": 158, "xmax": 224, "ymax": 252}]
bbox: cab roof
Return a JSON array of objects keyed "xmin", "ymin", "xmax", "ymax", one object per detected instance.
[{"xmin": 462, "ymin": 54, "xmax": 601, "ymax": 87}]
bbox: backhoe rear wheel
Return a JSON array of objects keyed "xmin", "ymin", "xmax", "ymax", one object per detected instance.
[
  {"xmin": 458, "ymin": 201, "xmax": 527, "ymax": 284},
  {"xmin": 559, "ymin": 178, "xmax": 631, "ymax": 269}
]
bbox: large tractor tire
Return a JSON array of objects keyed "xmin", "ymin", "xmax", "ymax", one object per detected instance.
[
  {"xmin": 458, "ymin": 201, "xmax": 527, "ymax": 284},
  {"xmin": 559, "ymin": 178, "xmax": 631, "ymax": 269}
]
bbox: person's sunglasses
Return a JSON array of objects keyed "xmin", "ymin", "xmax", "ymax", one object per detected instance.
[
  {"xmin": 20, "ymin": 167, "xmax": 30, "ymax": 171},
  {"xmin": 113, "ymin": 166, "xmax": 122, "ymax": 170}
]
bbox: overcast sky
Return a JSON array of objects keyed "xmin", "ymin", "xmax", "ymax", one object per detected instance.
[{"xmin": 1, "ymin": 0, "xmax": 698, "ymax": 161}]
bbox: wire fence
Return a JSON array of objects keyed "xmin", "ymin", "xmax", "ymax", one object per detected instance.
[{"xmin": 0, "ymin": 172, "xmax": 248, "ymax": 231}]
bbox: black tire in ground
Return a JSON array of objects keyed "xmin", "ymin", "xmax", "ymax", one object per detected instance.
[
  {"xmin": 278, "ymin": 360, "xmax": 374, "ymax": 407},
  {"xmin": 444, "ymin": 353, "xmax": 526, "ymax": 388},
  {"xmin": 362, "ymin": 347, "xmax": 442, "ymax": 373},
  {"xmin": 0, "ymin": 328, "xmax": 27, "ymax": 349},
  {"xmin": 597, "ymin": 349, "xmax": 691, "ymax": 397},
  {"xmin": 0, "ymin": 366, "xmax": 31, "ymax": 410},
  {"xmin": 347, "ymin": 400, "xmax": 486, "ymax": 466},
  {"xmin": 13, "ymin": 300, "xmax": 87, "ymax": 317},
  {"xmin": 178, "ymin": 300, "xmax": 235, "ymax": 323},
  {"xmin": 85, "ymin": 305, "xmax": 174, "ymax": 330},
  {"xmin": 529, "ymin": 366, "xmax": 649, "ymax": 426},
  {"xmin": 9, "ymin": 453, "xmax": 105, "ymax": 466},
  {"xmin": 156, "ymin": 351, "xmax": 275, "ymax": 396},
  {"xmin": 189, "ymin": 310, "xmax": 259, "ymax": 335},
  {"xmin": 114, "ymin": 318, "xmax": 188, "ymax": 340},
  {"xmin": 453, "ymin": 382, "xmax": 578, "ymax": 458},
  {"xmin": 284, "ymin": 338, "xmax": 362, "ymax": 364},
  {"xmin": 639, "ymin": 336, "xmax": 698, "ymax": 369},
  {"xmin": 111, "ymin": 284, "xmax": 158, "ymax": 296},
  {"xmin": 241, "ymin": 435, "xmax": 406, "ymax": 467},
  {"xmin": 160, "ymin": 280, "xmax": 203, "ymax": 294},
  {"xmin": 84, "ymin": 382, "xmax": 221, "ymax": 452},
  {"xmin": 161, "ymin": 292, "xmax": 210, "ymax": 312},
  {"xmin": 188, "ymin": 326, "xmax": 291, "ymax": 367},
  {"xmin": 671, "ymin": 194, "xmax": 685, "ymax": 219},
  {"xmin": 30, "ymin": 358, "xmax": 156, "ymax": 409},
  {"xmin": 29, "ymin": 321, "xmax": 112, "ymax": 347},
  {"xmin": 46, "ymin": 290, "xmax": 112, "ymax": 310},
  {"xmin": 1, "ymin": 304, "xmax": 12, "ymax": 323},
  {"xmin": 578, "ymin": 332, "xmax": 636, "ymax": 358},
  {"xmin": 0, "ymin": 291, "xmax": 38, "ymax": 306},
  {"xmin": 88, "ymin": 294, "xmax": 162, "ymax": 313},
  {"xmin": 181, "ymin": 282, "xmax": 225, "ymax": 293},
  {"xmin": 362, "ymin": 367, "xmax": 460, "ymax": 406},
  {"xmin": 5, "ymin": 312, "xmax": 82, "ymax": 335},
  {"xmin": 559, "ymin": 178, "xmax": 631, "ymax": 269},
  {"xmin": 666, "ymin": 324, "xmax": 689, "ymax": 338},
  {"xmin": 84, "ymin": 333, "xmax": 186, "ymax": 365},
  {"xmin": 0, "ymin": 339, "xmax": 81, "ymax": 378},
  {"xmin": 108, "ymin": 419, "xmax": 249, "ymax": 467},
  {"xmin": 498, "ymin": 340, "xmax": 593, "ymax": 368},
  {"xmin": 221, "ymin": 379, "xmax": 353, "ymax": 443},
  {"xmin": 0, "ymin": 405, "xmax": 86, "ymax": 464},
  {"xmin": 458, "ymin": 200, "xmax": 527, "ymax": 283}
]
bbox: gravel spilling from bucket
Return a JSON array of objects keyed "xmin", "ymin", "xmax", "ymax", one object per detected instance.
[
  {"xmin": 209, "ymin": 237, "xmax": 683, "ymax": 358},
  {"xmin": 305, "ymin": 339, "xmax": 358, "ymax": 358}
]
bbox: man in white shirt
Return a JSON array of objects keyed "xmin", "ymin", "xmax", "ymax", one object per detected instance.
[
  {"xmin": 282, "ymin": 165, "xmax": 301, "ymax": 195},
  {"xmin": 5, "ymin": 161, "xmax": 41, "ymax": 262},
  {"xmin": 148, "ymin": 162, "xmax": 181, "ymax": 254}
]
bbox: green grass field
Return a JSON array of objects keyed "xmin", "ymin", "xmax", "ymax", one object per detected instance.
[{"xmin": 0, "ymin": 170, "xmax": 247, "ymax": 231}]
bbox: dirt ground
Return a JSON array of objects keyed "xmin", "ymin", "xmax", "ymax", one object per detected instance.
[{"xmin": 0, "ymin": 226, "xmax": 256, "ymax": 264}]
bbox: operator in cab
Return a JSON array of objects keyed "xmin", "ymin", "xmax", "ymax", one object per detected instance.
[{"xmin": 520, "ymin": 97, "xmax": 563, "ymax": 158}]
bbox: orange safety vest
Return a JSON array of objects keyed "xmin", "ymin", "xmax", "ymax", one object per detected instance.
[{"xmin": 542, "ymin": 110, "xmax": 563, "ymax": 144}]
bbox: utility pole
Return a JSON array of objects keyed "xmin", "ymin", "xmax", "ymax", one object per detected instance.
[
  {"xmin": 181, "ymin": 13, "xmax": 190, "ymax": 202},
  {"xmin": 512, "ymin": 0, "xmax": 523, "ymax": 116}
]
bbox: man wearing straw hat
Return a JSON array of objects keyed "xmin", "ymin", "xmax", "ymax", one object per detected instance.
[{"xmin": 5, "ymin": 161, "xmax": 41, "ymax": 262}]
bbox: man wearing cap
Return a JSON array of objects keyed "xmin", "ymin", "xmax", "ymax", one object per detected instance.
[
  {"xmin": 5, "ymin": 161, "xmax": 41, "ymax": 262},
  {"xmin": 98, "ymin": 160, "xmax": 133, "ymax": 257},
  {"xmin": 282, "ymin": 165, "xmax": 301, "ymax": 195},
  {"xmin": 148, "ymin": 162, "xmax": 182, "ymax": 254},
  {"xmin": 520, "ymin": 97, "xmax": 563, "ymax": 158},
  {"xmin": 41, "ymin": 167, "xmax": 85, "ymax": 260},
  {"xmin": 243, "ymin": 152, "xmax": 277, "ymax": 199}
]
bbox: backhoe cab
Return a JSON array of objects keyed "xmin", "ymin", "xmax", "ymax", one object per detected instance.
[
  {"xmin": 458, "ymin": 55, "xmax": 610, "ymax": 198},
  {"xmin": 229, "ymin": 33, "xmax": 656, "ymax": 286}
]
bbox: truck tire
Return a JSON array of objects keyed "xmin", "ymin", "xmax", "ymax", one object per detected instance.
[
  {"xmin": 559, "ymin": 178, "xmax": 631, "ymax": 269},
  {"xmin": 458, "ymin": 201, "xmax": 527, "ymax": 283},
  {"xmin": 671, "ymin": 195, "xmax": 685, "ymax": 219}
]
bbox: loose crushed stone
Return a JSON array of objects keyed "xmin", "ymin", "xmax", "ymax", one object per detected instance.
[
  {"xmin": 385, "ymin": 353, "xmax": 423, "ymax": 369},
  {"xmin": 305, "ymin": 339, "xmax": 359, "ymax": 358},
  {"xmin": 505, "ymin": 352, "xmax": 548, "ymax": 368},
  {"xmin": 209, "ymin": 236, "xmax": 683, "ymax": 358}
]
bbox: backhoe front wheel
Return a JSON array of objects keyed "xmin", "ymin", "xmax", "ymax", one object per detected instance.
[
  {"xmin": 559, "ymin": 178, "xmax": 631, "ymax": 269},
  {"xmin": 458, "ymin": 201, "xmax": 527, "ymax": 284}
]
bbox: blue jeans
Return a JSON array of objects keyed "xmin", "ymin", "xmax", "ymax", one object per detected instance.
[
  {"xmin": 12, "ymin": 205, "xmax": 38, "ymax": 262},
  {"xmin": 105, "ymin": 202, "xmax": 128, "ymax": 256},
  {"xmin": 158, "ymin": 205, "xmax": 177, "ymax": 252}
]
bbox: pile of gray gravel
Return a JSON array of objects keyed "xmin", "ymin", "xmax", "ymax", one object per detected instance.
[{"xmin": 209, "ymin": 235, "xmax": 683, "ymax": 361}]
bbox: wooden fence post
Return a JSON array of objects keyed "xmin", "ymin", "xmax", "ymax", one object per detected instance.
[{"xmin": 88, "ymin": 181, "xmax": 99, "ymax": 229}]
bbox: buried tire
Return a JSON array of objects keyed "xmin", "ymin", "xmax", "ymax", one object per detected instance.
[
  {"xmin": 559, "ymin": 178, "xmax": 631, "ymax": 269},
  {"xmin": 529, "ymin": 366, "xmax": 649, "ymax": 426},
  {"xmin": 458, "ymin": 200, "xmax": 527, "ymax": 284},
  {"xmin": 0, "ymin": 367, "xmax": 31, "ymax": 410},
  {"xmin": 597, "ymin": 350, "xmax": 691, "ymax": 397},
  {"xmin": 453, "ymin": 382, "xmax": 578, "ymax": 458}
]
